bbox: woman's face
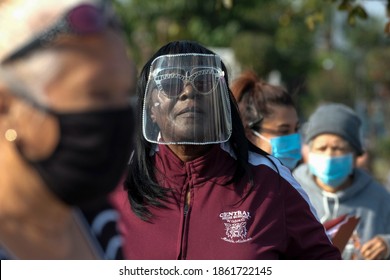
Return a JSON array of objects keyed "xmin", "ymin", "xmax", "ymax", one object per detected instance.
[
  {"xmin": 145, "ymin": 59, "xmax": 232, "ymax": 145},
  {"xmin": 150, "ymin": 83, "xmax": 213, "ymax": 143},
  {"xmin": 1, "ymin": 29, "xmax": 135, "ymax": 161},
  {"xmin": 252, "ymin": 104, "xmax": 299, "ymax": 154}
]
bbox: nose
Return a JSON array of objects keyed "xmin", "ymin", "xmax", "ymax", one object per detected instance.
[
  {"xmin": 324, "ymin": 148, "xmax": 333, "ymax": 156},
  {"xmin": 178, "ymin": 82, "xmax": 195, "ymax": 100}
]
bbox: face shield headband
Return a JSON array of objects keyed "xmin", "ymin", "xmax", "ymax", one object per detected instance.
[{"xmin": 142, "ymin": 53, "xmax": 232, "ymax": 145}]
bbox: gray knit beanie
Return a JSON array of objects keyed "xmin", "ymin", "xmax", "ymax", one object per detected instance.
[{"xmin": 305, "ymin": 103, "xmax": 364, "ymax": 155}]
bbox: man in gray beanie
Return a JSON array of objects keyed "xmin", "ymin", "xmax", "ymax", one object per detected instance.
[
  {"xmin": 293, "ymin": 102, "xmax": 390, "ymax": 260},
  {"xmin": 304, "ymin": 103, "xmax": 364, "ymax": 156}
]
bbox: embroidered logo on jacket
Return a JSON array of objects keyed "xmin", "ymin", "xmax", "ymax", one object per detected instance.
[{"xmin": 219, "ymin": 211, "xmax": 252, "ymax": 243}]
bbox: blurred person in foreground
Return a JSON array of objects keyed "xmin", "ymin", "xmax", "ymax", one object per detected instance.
[
  {"xmin": 0, "ymin": 0, "xmax": 135, "ymax": 259},
  {"xmin": 111, "ymin": 40, "xmax": 341, "ymax": 260},
  {"xmin": 231, "ymin": 70, "xmax": 302, "ymax": 171},
  {"xmin": 293, "ymin": 103, "xmax": 390, "ymax": 260}
]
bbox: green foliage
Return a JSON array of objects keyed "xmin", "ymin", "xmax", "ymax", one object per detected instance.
[
  {"xmin": 113, "ymin": 0, "xmax": 247, "ymax": 66},
  {"xmin": 372, "ymin": 137, "xmax": 390, "ymax": 183},
  {"xmin": 113, "ymin": 0, "xmax": 389, "ymax": 109},
  {"xmin": 328, "ymin": 0, "xmax": 388, "ymax": 28},
  {"xmin": 113, "ymin": 1, "xmax": 317, "ymax": 118},
  {"xmin": 231, "ymin": 33, "xmax": 273, "ymax": 76},
  {"xmin": 303, "ymin": 51, "xmax": 355, "ymax": 116},
  {"xmin": 376, "ymin": 137, "xmax": 390, "ymax": 159},
  {"xmin": 366, "ymin": 48, "xmax": 390, "ymax": 86}
]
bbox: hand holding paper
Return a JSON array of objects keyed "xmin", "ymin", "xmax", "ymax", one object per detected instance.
[{"xmin": 323, "ymin": 214, "xmax": 360, "ymax": 255}]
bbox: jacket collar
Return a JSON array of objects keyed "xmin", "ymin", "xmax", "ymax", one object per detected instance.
[{"xmin": 153, "ymin": 143, "xmax": 236, "ymax": 187}]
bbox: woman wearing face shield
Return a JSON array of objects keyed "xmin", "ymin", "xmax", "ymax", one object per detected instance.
[
  {"xmin": 293, "ymin": 103, "xmax": 390, "ymax": 260},
  {"xmin": 111, "ymin": 40, "xmax": 341, "ymax": 260},
  {"xmin": 231, "ymin": 70, "xmax": 302, "ymax": 171}
]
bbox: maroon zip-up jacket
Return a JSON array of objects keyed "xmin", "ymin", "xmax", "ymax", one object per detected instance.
[{"xmin": 112, "ymin": 143, "xmax": 341, "ymax": 259}]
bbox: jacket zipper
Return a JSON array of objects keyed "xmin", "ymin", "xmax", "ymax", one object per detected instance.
[
  {"xmin": 178, "ymin": 186, "xmax": 191, "ymax": 259},
  {"xmin": 184, "ymin": 203, "xmax": 189, "ymax": 216}
]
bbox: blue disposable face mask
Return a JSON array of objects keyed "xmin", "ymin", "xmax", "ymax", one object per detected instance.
[
  {"xmin": 252, "ymin": 131, "xmax": 302, "ymax": 170},
  {"xmin": 308, "ymin": 153, "xmax": 354, "ymax": 188}
]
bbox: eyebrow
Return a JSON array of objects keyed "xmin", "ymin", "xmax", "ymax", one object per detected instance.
[
  {"xmin": 275, "ymin": 122, "xmax": 299, "ymax": 129},
  {"xmin": 314, "ymin": 142, "xmax": 350, "ymax": 148}
]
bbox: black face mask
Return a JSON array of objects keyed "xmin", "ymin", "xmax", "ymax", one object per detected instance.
[{"xmin": 18, "ymin": 106, "xmax": 134, "ymax": 206}]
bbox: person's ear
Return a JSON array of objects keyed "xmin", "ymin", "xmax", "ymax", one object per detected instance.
[
  {"xmin": 0, "ymin": 83, "xmax": 18, "ymax": 143},
  {"xmin": 149, "ymin": 91, "xmax": 160, "ymax": 123},
  {"xmin": 150, "ymin": 105, "xmax": 157, "ymax": 123}
]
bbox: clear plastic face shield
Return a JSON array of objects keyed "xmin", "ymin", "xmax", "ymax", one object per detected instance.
[{"xmin": 142, "ymin": 53, "xmax": 232, "ymax": 145}]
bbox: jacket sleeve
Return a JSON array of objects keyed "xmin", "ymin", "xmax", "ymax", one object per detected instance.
[{"xmin": 282, "ymin": 179, "xmax": 342, "ymax": 260}]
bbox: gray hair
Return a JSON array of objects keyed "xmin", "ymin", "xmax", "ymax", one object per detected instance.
[{"xmin": 0, "ymin": 51, "xmax": 60, "ymax": 106}]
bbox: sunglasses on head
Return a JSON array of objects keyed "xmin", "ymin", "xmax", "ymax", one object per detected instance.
[
  {"xmin": 2, "ymin": 1, "xmax": 119, "ymax": 64},
  {"xmin": 153, "ymin": 67, "xmax": 225, "ymax": 98}
]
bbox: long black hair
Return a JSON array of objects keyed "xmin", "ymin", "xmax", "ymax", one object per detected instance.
[{"xmin": 125, "ymin": 40, "xmax": 269, "ymax": 220}]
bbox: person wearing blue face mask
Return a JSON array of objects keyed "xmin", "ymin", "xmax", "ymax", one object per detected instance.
[
  {"xmin": 293, "ymin": 103, "xmax": 390, "ymax": 260},
  {"xmin": 231, "ymin": 70, "xmax": 302, "ymax": 171},
  {"xmin": 251, "ymin": 131, "xmax": 302, "ymax": 170}
]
